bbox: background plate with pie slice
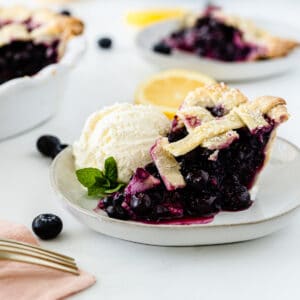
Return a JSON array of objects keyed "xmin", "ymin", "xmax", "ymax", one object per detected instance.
[
  {"xmin": 136, "ymin": 18, "xmax": 300, "ymax": 81},
  {"xmin": 50, "ymin": 137, "xmax": 300, "ymax": 246}
]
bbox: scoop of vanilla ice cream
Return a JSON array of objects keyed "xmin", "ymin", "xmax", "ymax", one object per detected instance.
[{"xmin": 73, "ymin": 103, "xmax": 170, "ymax": 182}]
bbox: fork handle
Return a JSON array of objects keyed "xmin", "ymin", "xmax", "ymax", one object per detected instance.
[
  {"xmin": 0, "ymin": 245, "xmax": 77, "ymax": 268},
  {"xmin": 0, "ymin": 252, "xmax": 80, "ymax": 275}
]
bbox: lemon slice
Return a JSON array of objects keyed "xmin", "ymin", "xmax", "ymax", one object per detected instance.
[
  {"xmin": 135, "ymin": 69, "xmax": 216, "ymax": 119},
  {"xmin": 126, "ymin": 9, "xmax": 186, "ymax": 27}
]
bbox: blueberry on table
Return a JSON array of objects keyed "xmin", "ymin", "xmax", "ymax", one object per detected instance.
[
  {"xmin": 60, "ymin": 9, "xmax": 71, "ymax": 16},
  {"xmin": 153, "ymin": 43, "xmax": 171, "ymax": 55},
  {"xmin": 97, "ymin": 37, "xmax": 113, "ymax": 49},
  {"xmin": 36, "ymin": 135, "xmax": 68, "ymax": 159},
  {"xmin": 32, "ymin": 214, "xmax": 63, "ymax": 240},
  {"xmin": 60, "ymin": 144, "xmax": 69, "ymax": 151}
]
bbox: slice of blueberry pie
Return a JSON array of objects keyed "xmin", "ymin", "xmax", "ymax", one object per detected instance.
[
  {"xmin": 153, "ymin": 6, "xmax": 299, "ymax": 62},
  {"xmin": 98, "ymin": 83, "xmax": 289, "ymax": 223},
  {"xmin": 0, "ymin": 6, "xmax": 84, "ymax": 84}
]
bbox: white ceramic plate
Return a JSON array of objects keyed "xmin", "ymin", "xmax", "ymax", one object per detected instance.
[
  {"xmin": 136, "ymin": 18, "xmax": 300, "ymax": 81},
  {"xmin": 0, "ymin": 35, "xmax": 86, "ymax": 141},
  {"xmin": 50, "ymin": 138, "xmax": 300, "ymax": 246}
]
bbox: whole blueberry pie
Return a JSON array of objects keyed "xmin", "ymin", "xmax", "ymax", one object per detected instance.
[
  {"xmin": 0, "ymin": 6, "xmax": 84, "ymax": 84},
  {"xmin": 98, "ymin": 83, "xmax": 289, "ymax": 223},
  {"xmin": 153, "ymin": 6, "xmax": 299, "ymax": 62}
]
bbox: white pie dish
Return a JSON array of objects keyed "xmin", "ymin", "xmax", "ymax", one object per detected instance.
[
  {"xmin": 50, "ymin": 137, "xmax": 300, "ymax": 246},
  {"xmin": 0, "ymin": 35, "xmax": 86, "ymax": 141},
  {"xmin": 136, "ymin": 18, "xmax": 300, "ymax": 81}
]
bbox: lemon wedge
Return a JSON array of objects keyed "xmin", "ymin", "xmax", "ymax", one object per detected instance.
[
  {"xmin": 135, "ymin": 69, "xmax": 216, "ymax": 119},
  {"xmin": 126, "ymin": 9, "xmax": 186, "ymax": 27}
]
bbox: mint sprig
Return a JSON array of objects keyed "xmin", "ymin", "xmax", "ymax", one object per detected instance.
[
  {"xmin": 104, "ymin": 156, "xmax": 118, "ymax": 182},
  {"xmin": 76, "ymin": 157, "xmax": 125, "ymax": 198}
]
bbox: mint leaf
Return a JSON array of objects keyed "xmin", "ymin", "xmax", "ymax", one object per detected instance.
[
  {"xmin": 76, "ymin": 157, "xmax": 125, "ymax": 199},
  {"xmin": 105, "ymin": 183, "xmax": 125, "ymax": 194},
  {"xmin": 95, "ymin": 174, "xmax": 110, "ymax": 187},
  {"xmin": 88, "ymin": 184, "xmax": 107, "ymax": 197},
  {"xmin": 104, "ymin": 157, "xmax": 118, "ymax": 183},
  {"xmin": 76, "ymin": 168, "xmax": 104, "ymax": 188}
]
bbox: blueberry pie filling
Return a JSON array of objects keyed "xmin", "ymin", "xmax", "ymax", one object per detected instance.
[
  {"xmin": 0, "ymin": 40, "xmax": 60, "ymax": 84},
  {"xmin": 153, "ymin": 6, "xmax": 298, "ymax": 62},
  {"xmin": 0, "ymin": 6, "xmax": 84, "ymax": 84},
  {"xmin": 98, "ymin": 83, "xmax": 289, "ymax": 223}
]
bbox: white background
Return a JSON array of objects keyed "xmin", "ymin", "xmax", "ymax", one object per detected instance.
[{"xmin": 0, "ymin": 0, "xmax": 300, "ymax": 299}]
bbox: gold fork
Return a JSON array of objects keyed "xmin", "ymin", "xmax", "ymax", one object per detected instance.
[{"xmin": 0, "ymin": 238, "xmax": 79, "ymax": 275}]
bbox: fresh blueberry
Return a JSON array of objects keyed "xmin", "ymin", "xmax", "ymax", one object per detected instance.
[
  {"xmin": 60, "ymin": 9, "xmax": 71, "ymax": 16},
  {"xmin": 32, "ymin": 214, "xmax": 63, "ymax": 240},
  {"xmin": 36, "ymin": 135, "xmax": 68, "ymax": 159},
  {"xmin": 51, "ymin": 145, "xmax": 67, "ymax": 158},
  {"xmin": 60, "ymin": 144, "xmax": 69, "ymax": 151},
  {"xmin": 97, "ymin": 37, "xmax": 112, "ymax": 49},
  {"xmin": 153, "ymin": 43, "xmax": 171, "ymax": 55}
]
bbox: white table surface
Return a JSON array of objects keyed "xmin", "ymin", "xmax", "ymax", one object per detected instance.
[{"xmin": 1, "ymin": 0, "xmax": 300, "ymax": 299}]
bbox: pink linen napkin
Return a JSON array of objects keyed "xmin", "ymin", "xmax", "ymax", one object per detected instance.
[{"xmin": 0, "ymin": 220, "xmax": 96, "ymax": 300}]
